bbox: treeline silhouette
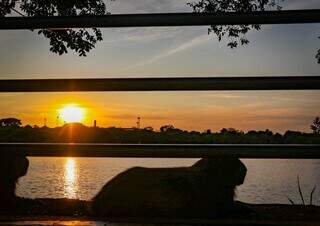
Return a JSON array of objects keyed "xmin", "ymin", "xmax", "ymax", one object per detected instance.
[{"xmin": 0, "ymin": 118, "xmax": 319, "ymax": 144}]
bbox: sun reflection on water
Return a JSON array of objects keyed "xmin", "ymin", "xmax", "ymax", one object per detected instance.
[{"xmin": 64, "ymin": 158, "xmax": 78, "ymax": 199}]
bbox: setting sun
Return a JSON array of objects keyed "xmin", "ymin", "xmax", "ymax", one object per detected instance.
[{"xmin": 58, "ymin": 105, "xmax": 85, "ymax": 123}]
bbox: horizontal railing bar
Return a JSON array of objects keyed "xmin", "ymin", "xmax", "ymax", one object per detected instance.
[
  {"xmin": 0, "ymin": 143, "xmax": 319, "ymax": 159},
  {"xmin": 0, "ymin": 76, "xmax": 319, "ymax": 92},
  {"xmin": 1, "ymin": 10, "xmax": 320, "ymax": 30}
]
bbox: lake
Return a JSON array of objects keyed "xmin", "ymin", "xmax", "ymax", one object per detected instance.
[{"xmin": 17, "ymin": 158, "xmax": 320, "ymax": 205}]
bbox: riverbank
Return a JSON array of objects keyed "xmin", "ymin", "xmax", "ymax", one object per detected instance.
[{"xmin": 1, "ymin": 198, "xmax": 320, "ymax": 225}]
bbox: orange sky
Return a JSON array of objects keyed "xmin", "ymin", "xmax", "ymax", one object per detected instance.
[
  {"xmin": 0, "ymin": 90, "xmax": 319, "ymax": 133},
  {"xmin": 0, "ymin": 2, "xmax": 319, "ymax": 133}
]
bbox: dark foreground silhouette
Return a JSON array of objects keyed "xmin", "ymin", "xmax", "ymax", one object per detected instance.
[
  {"xmin": 92, "ymin": 158, "xmax": 247, "ymax": 218},
  {"xmin": 0, "ymin": 154, "xmax": 29, "ymax": 211},
  {"xmin": 1, "ymin": 157, "xmax": 320, "ymax": 225}
]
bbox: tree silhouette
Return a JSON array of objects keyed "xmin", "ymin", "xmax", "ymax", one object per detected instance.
[
  {"xmin": 188, "ymin": 0, "xmax": 320, "ymax": 64},
  {"xmin": 0, "ymin": 0, "xmax": 15, "ymax": 17},
  {"xmin": 188, "ymin": 0, "xmax": 283, "ymax": 48},
  {"xmin": 311, "ymin": 117, "xmax": 320, "ymax": 134},
  {"xmin": 0, "ymin": 0, "xmax": 108, "ymax": 56},
  {"xmin": 0, "ymin": 118, "xmax": 319, "ymax": 143},
  {"xmin": 160, "ymin": 125, "xmax": 175, "ymax": 132},
  {"xmin": 1, "ymin": 0, "xmax": 319, "ymax": 63},
  {"xmin": 144, "ymin": 126, "xmax": 154, "ymax": 132},
  {"xmin": 0, "ymin": 118, "xmax": 21, "ymax": 127}
]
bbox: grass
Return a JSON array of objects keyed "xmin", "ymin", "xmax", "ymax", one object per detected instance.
[{"xmin": 287, "ymin": 175, "xmax": 317, "ymax": 205}]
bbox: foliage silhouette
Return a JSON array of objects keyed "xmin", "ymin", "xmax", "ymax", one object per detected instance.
[
  {"xmin": 311, "ymin": 116, "xmax": 320, "ymax": 134},
  {"xmin": 160, "ymin": 124, "xmax": 177, "ymax": 132},
  {"xmin": 1, "ymin": 0, "xmax": 319, "ymax": 62},
  {"xmin": 188, "ymin": 0, "xmax": 319, "ymax": 64},
  {"xmin": 0, "ymin": 0, "xmax": 108, "ymax": 56},
  {"xmin": 0, "ymin": 118, "xmax": 319, "ymax": 144},
  {"xmin": 188, "ymin": 0, "xmax": 283, "ymax": 48},
  {"xmin": 0, "ymin": 118, "xmax": 21, "ymax": 127}
]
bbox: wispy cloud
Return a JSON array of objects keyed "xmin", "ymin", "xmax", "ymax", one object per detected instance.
[
  {"xmin": 123, "ymin": 28, "xmax": 183, "ymax": 42},
  {"xmin": 109, "ymin": 0, "xmax": 190, "ymax": 14},
  {"xmin": 102, "ymin": 27, "xmax": 183, "ymax": 43},
  {"xmin": 123, "ymin": 34, "xmax": 211, "ymax": 70},
  {"xmin": 283, "ymin": 0, "xmax": 320, "ymax": 10}
]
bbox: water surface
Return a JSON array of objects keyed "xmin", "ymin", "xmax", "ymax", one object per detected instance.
[{"xmin": 17, "ymin": 158, "xmax": 320, "ymax": 205}]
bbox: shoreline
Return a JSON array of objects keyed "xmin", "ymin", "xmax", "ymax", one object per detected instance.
[{"xmin": 1, "ymin": 198, "xmax": 320, "ymax": 225}]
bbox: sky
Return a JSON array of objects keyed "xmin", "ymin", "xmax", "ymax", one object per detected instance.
[{"xmin": 0, "ymin": 0, "xmax": 319, "ymax": 133}]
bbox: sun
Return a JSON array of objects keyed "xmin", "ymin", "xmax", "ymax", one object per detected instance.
[{"xmin": 58, "ymin": 104, "xmax": 86, "ymax": 123}]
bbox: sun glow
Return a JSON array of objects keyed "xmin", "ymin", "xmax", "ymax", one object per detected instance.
[
  {"xmin": 64, "ymin": 158, "xmax": 78, "ymax": 199},
  {"xmin": 59, "ymin": 104, "xmax": 85, "ymax": 123}
]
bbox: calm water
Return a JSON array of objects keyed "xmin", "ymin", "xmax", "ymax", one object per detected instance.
[{"xmin": 17, "ymin": 158, "xmax": 320, "ymax": 205}]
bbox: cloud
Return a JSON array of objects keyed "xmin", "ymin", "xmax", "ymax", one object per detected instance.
[
  {"xmin": 123, "ymin": 34, "xmax": 211, "ymax": 70},
  {"xmin": 102, "ymin": 27, "xmax": 183, "ymax": 43},
  {"xmin": 122, "ymin": 28, "xmax": 183, "ymax": 42},
  {"xmin": 282, "ymin": 0, "xmax": 320, "ymax": 10},
  {"xmin": 108, "ymin": 0, "xmax": 191, "ymax": 14}
]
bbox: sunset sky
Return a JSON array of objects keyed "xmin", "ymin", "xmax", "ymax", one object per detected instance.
[{"xmin": 0, "ymin": 0, "xmax": 319, "ymax": 132}]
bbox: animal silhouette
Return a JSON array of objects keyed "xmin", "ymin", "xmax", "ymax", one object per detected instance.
[
  {"xmin": 0, "ymin": 154, "xmax": 29, "ymax": 210},
  {"xmin": 92, "ymin": 158, "xmax": 247, "ymax": 218}
]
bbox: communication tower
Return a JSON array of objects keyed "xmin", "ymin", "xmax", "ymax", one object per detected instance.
[{"xmin": 137, "ymin": 117, "xmax": 141, "ymax": 129}]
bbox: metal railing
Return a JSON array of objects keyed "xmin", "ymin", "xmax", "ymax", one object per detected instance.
[
  {"xmin": 1, "ymin": 9, "xmax": 320, "ymax": 30},
  {"xmin": 0, "ymin": 76, "xmax": 319, "ymax": 92},
  {"xmin": 1, "ymin": 9, "xmax": 320, "ymax": 158},
  {"xmin": 0, "ymin": 143, "xmax": 319, "ymax": 159}
]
